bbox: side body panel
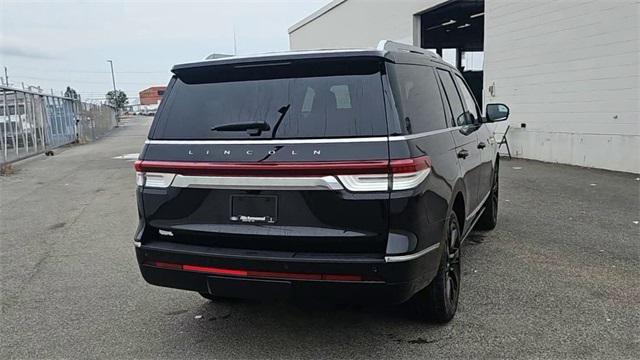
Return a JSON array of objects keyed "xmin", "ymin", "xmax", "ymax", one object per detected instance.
[
  {"xmin": 476, "ymin": 123, "xmax": 495, "ymax": 203},
  {"xmin": 434, "ymin": 67, "xmax": 483, "ymax": 217}
]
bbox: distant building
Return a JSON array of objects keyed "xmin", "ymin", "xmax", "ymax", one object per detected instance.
[{"xmin": 139, "ymin": 86, "xmax": 166, "ymax": 105}]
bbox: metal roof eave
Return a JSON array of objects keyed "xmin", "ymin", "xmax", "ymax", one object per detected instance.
[{"xmin": 288, "ymin": 0, "xmax": 348, "ymax": 34}]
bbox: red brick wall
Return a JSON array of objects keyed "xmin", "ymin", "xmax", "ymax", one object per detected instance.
[{"xmin": 139, "ymin": 86, "xmax": 166, "ymax": 105}]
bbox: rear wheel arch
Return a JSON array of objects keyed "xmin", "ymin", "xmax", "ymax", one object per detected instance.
[{"xmin": 412, "ymin": 205, "xmax": 461, "ymax": 323}]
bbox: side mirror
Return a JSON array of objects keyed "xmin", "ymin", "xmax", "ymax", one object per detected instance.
[{"xmin": 485, "ymin": 103, "xmax": 509, "ymax": 122}]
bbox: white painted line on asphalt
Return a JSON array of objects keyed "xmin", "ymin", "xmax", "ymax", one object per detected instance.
[{"xmin": 113, "ymin": 153, "xmax": 139, "ymax": 160}]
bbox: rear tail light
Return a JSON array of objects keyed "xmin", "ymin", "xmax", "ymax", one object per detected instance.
[
  {"xmin": 135, "ymin": 160, "xmax": 175, "ymax": 188},
  {"xmin": 338, "ymin": 156, "xmax": 431, "ymax": 191},
  {"xmin": 389, "ymin": 156, "xmax": 432, "ymax": 191},
  {"xmin": 134, "ymin": 156, "xmax": 431, "ymax": 191}
]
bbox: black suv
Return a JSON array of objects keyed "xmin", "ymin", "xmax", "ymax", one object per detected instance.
[{"xmin": 134, "ymin": 41, "xmax": 509, "ymax": 322}]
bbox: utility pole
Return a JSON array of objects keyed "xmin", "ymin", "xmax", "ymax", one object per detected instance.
[
  {"xmin": 107, "ymin": 59, "xmax": 119, "ymax": 125},
  {"xmin": 107, "ymin": 60, "xmax": 117, "ymax": 93},
  {"xmin": 233, "ymin": 26, "xmax": 237, "ymax": 55},
  {"xmin": 4, "ymin": 66, "xmax": 8, "ymax": 87}
]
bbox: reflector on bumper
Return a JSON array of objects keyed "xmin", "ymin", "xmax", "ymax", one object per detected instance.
[{"xmin": 144, "ymin": 260, "xmax": 382, "ymax": 282}]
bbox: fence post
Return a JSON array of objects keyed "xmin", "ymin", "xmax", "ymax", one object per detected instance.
[
  {"xmin": 2, "ymin": 89, "xmax": 8, "ymax": 162},
  {"xmin": 61, "ymin": 98, "xmax": 70, "ymax": 143},
  {"xmin": 1, "ymin": 90, "xmax": 5, "ymax": 165},
  {"xmin": 27, "ymin": 93, "xmax": 34, "ymax": 154},
  {"xmin": 12, "ymin": 90, "xmax": 19, "ymax": 158},
  {"xmin": 19, "ymin": 92, "xmax": 28, "ymax": 155},
  {"xmin": 42, "ymin": 96, "xmax": 53, "ymax": 151},
  {"xmin": 54, "ymin": 97, "xmax": 62, "ymax": 146}
]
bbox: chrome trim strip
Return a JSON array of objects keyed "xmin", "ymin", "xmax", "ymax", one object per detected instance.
[
  {"xmin": 463, "ymin": 207, "xmax": 484, "ymax": 241},
  {"xmin": 384, "ymin": 243, "xmax": 440, "ymax": 263},
  {"xmin": 393, "ymin": 127, "xmax": 462, "ymax": 140},
  {"xmin": 336, "ymin": 174, "xmax": 389, "ymax": 192},
  {"xmin": 171, "ymin": 174, "xmax": 344, "ymax": 191},
  {"xmin": 466, "ymin": 191, "xmax": 491, "ymax": 221},
  {"xmin": 144, "ymin": 127, "xmax": 463, "ymax": 146}
]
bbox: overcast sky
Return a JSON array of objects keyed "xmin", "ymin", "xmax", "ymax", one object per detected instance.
[{"xmin": 0, "ymin": 0, "xmax": 329, "ymax": 103}]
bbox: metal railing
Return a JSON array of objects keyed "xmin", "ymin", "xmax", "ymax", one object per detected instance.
[{"xmin": 0, "ymin": 85, "xmax": 116, "ymax": 165}]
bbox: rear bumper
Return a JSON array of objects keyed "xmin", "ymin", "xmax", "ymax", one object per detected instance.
[{"xmin": 135, "ymin": 240, "xmax": 441, "ymax": 304}]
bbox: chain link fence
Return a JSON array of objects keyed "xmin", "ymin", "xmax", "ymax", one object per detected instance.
[
  {"xmin": 76, "ymin": 101, "xmax": 118, "ymax": 144},
  {"xmin": 0, "ymin": 85, "xmax": 117, "ymax": 165}
]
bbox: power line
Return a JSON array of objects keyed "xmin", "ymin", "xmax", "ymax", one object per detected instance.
[
  {"xmin": 10, "ymin": 74, "xmax": 164, "ymax": 85},
  {"xmin": 4, "ymin": 65, "xmax": 168, "ymax": 74}
]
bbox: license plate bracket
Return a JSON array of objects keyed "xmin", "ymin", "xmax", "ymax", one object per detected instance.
[{"xmin": 230, "ymin": 195, "xmax": 278, "ymax": 224}]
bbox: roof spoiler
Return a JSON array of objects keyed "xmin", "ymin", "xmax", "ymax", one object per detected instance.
[{"xmin": 377, "ymin": 40, "xmax": 442, "ymax": 60}]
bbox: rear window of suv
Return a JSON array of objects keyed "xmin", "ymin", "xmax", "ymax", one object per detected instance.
[{"xmin": 151, "ymin": 59, "xmax": 388, "ymax": 140}]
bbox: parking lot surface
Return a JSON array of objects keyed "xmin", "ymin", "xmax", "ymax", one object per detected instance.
[{"xmin": 1, "ymin": 116, "xmax": 638, "ymax": 359}]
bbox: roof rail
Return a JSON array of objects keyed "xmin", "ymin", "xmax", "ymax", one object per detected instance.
[{"xmin": 376, "ymin": 40, "xmax": 440, "ymax": 59}]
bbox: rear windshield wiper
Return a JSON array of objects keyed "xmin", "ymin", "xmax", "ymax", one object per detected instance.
[
  {"xmin": 270, "ymin": 105, "xmax": 291, "ymax": 139},
  {"xmin": 211, "ymin": 122, "xmax": 270, "ymax": 136}
]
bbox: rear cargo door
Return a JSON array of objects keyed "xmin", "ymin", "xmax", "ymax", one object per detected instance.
[{"xmin": 138, "ymin": 59, "xmax": 392, "ymax": 254}]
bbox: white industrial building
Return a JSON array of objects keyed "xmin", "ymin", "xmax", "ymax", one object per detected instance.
[{"xmin": 289, "ymin": 0, "xmax": 639, "ymax": 173}]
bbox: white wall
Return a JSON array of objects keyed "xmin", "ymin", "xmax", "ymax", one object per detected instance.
[
  {"xmin": 289, "ymin": 0, "xmax": 437, "ymax": 49},
  {"xmin": 289, "ymin": 0, "xmax": 640, "ymax": 173},
  {"xmin": 484, "ymin": 0, "xmax": 639, "ymax": 173}
]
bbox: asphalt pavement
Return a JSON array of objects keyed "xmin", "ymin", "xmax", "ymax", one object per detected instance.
[{"xmin": 1, "ymin": 116, "xmax": 638, "ymax": 359}]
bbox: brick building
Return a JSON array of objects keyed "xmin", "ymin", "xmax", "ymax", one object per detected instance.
[{"xmin": 139, "ymin": 86, "xmax": 166, "ymax": 105}]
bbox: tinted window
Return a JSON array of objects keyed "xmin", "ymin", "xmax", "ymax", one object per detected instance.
[
  {"xmin": 151, "ymin": 63, "xmax": 387, "ymax": 140},
  {"xmin": 388, "ymin": 64, "xmax": 447, "ymax": 133},
  {"xmin": 437, "ymin": 69, "xmax": 467, "ymax": 127},
  {"xmin": 453, "ymin": 74, "xmax": 480, "ymax": 124}
]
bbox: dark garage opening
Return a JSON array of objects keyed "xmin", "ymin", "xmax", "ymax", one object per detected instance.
[{"xmin": 420, "ymin": 0, "xmax": 485, "ymax": 106}]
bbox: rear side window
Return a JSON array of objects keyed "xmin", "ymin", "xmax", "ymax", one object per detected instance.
[
  {"xmin": 151, "ymin": 60, "xmax": 387, "ymax": 140},
  {"xmin": 388, "ymin": 64, "xmax": 447, "ymax": 134},
  {"xmin": 453, "ymin": 75, "xmax": 480, "ymax": 124},
  {"xmin": 436, "ymin": 69, "xmax": 467, "ymax": 127}
]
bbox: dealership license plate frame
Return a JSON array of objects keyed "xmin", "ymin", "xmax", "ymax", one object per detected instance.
[{"xmin": 230, "ymin": 194, "xmax": 278, "ymax": 224}]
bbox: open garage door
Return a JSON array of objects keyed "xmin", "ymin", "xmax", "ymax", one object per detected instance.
[{"xmin": 420, "ymin": 0, "xmax": 484, "ymax": 106}]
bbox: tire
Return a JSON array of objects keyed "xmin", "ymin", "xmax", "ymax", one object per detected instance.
[
  {"xmin": 412, "ymin": 212, "xmax": 461, "ymax": 323},
  {"xmin": 475, "ymin": 161, "xmax": 499, "ymax": 231}
]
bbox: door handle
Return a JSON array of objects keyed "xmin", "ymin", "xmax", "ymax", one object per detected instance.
[
  {"xmin": 457, "ymin": 149, "xmax": 469, "ymax": 159},
  {"xmin": 478, "ymin": 142, "xmax": 486, "ymax": 149}
]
